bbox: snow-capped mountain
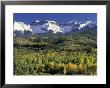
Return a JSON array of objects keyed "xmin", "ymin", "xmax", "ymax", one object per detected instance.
[
  {"xmin": 14, "ymin": 19, "xmax": 96, "ymax": 37},
  {"xmin": 14, "ymin": 21, "xmax": 32, "ymax": 33},
  {"xmin": 30, "ymin": 20, "xmax": 62, "ymax": 34},
  {"xmin": 79, "ymin": 20, "xmax": 92, "ymax": 30}
]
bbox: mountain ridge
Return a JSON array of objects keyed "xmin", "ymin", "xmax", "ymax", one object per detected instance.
[{"xmin": 14, "ymin": 19, "xmax": 97, "ymax": 37}]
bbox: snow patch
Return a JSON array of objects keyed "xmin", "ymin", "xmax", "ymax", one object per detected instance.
[
  {"xmin": 79, "ymin": 20, "xmax": 92, "ymax": 30},
  {"xmin": 14, "ymin": 21, "xmax": 32, "ymax": 33},
  {"xmin": 47, "ymin": 21, "xmax": 63, "ymax": 33}
]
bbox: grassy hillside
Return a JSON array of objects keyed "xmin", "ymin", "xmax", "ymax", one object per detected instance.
[{"xmin": 14, "ymin": 28, "xmax": 97, "ymax": 75}]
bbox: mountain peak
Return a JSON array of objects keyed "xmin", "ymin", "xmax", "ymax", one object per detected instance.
[
  {"xmin": 79, "ymin": 19, "xmax": 92, "ymax": 30},
  {"xmin": 47, "ymin": 20, "xmax": 63, "ymax": 33},
  {"xmin": 14, "ymin": 19, "xmax": 96, "ymax": 36},
  {"xmin": 14, "ymin": 21, "xmax": 32, "ymax": 33}
]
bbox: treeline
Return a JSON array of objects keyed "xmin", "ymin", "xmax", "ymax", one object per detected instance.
[{"xmin": 14, "ymin": 43, "xmax": 47, "ymax": 50}]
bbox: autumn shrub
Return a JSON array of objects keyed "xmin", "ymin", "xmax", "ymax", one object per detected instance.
[
  {"xmin": 54, "ymin": 63, "xmax": 65, "ymax": 74},
  {"xmin": 65, "ymin": 63, "xmax": 78, "ymax": 75},
  {"xmin": 44, "ymin": 62, "xmax": 55, "ymax": 74},
  {"xmin": 77, "ymin": 64, "xmax": 87, "ymax": 74}
]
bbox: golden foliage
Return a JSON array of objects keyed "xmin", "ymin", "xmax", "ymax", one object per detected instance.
[{"xmin": 65, "ymin": 63, "xmax": 78, "ymax": 75}]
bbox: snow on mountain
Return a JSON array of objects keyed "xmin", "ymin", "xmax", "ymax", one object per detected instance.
[
  {"xmin": 14, "ymin": 21, "xmax": 32, "ymax": 33},
  {"xmin": 47, "ymin": 21, "xmax": 62, "ymax": 33},
  {"xmin": 30, "ymin": 21, "xmax": 48, "ymax": 34},
  {"xmin": 14, "ymin": 19, "xmax": 96, "ymax": 36},
  {"xmin": 60, "ymin": 20, "xmax": 80, "ymax": 33},
  {"xmin": 79, "ymin": 20, "xmax": 92, "ymax": 30},
  {"xmin": 67, "ymin": 20, "xmax": 78, "ymax": 25},
  {"xmin": 30, "ymin": 20, "xmax": 62, "ymax": 34},
  {"xmin": 35, "ymin": 20, "xmax": 40, "ymax": 22}
]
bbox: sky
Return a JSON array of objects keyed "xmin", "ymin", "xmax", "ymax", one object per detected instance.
[{"xmin": 13, "ymin": 13, "xmax": 97, "ymax": 24}]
